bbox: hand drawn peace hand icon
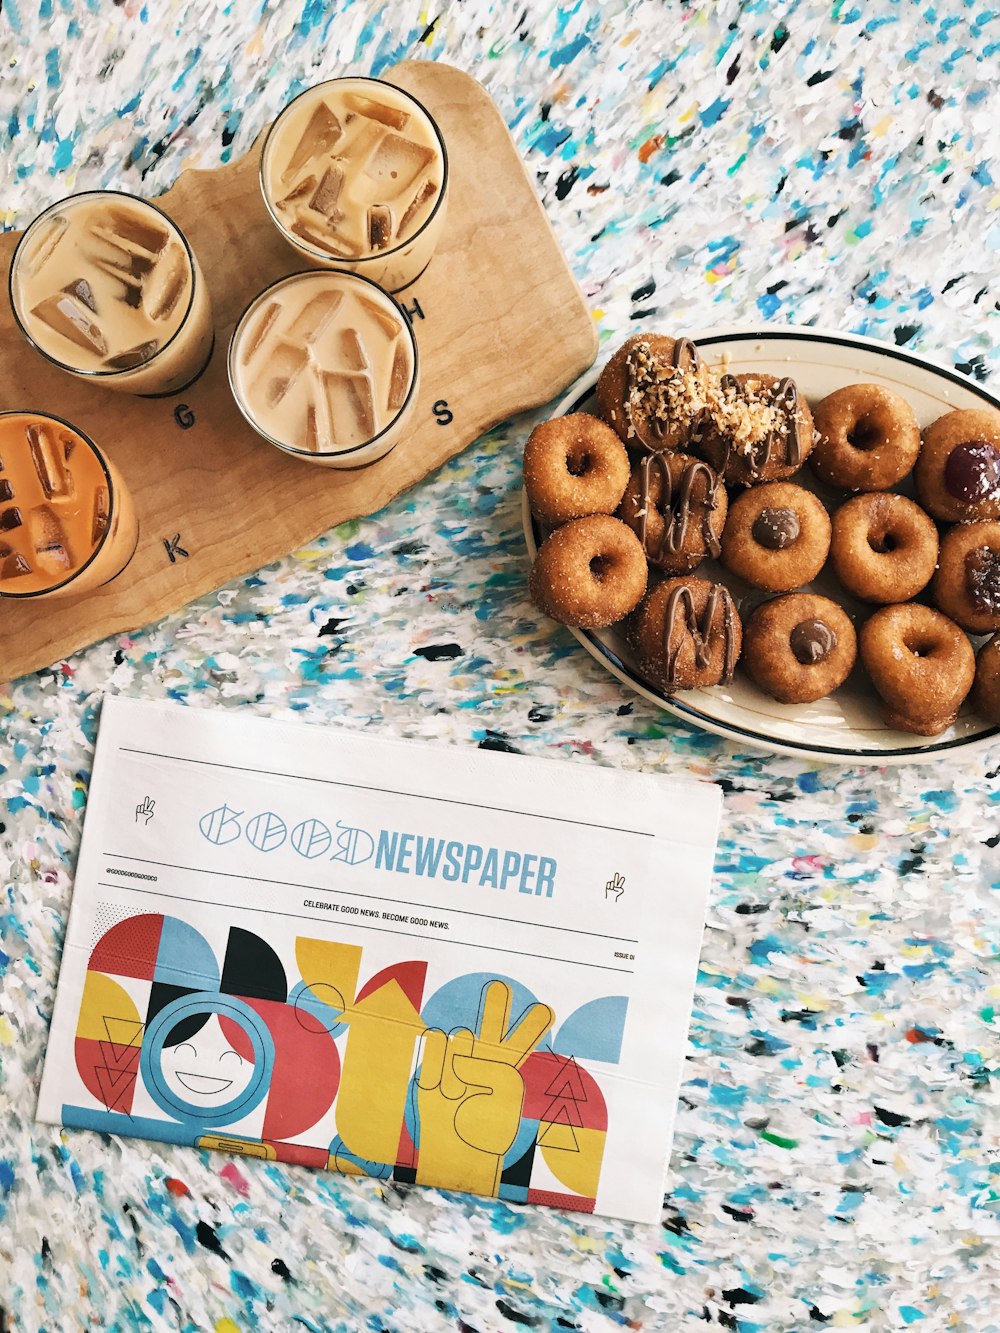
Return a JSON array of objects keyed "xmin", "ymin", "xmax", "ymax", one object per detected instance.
[
  {"xmin": 135, "ymin": 796, "xmax": 155, "ymax": 825},
  {"xmin": 415, "ymin": 979, "xmax": 554, "ymax": 1197}
]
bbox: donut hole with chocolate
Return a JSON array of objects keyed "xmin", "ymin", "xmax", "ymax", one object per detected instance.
[
  {"xmin": 617, "ymin": 453, "xmax": 727, "ymax": 574},
  {"xmin": 742, "ymin": 593, "xmax": 857, "ymax": 704},
  {"xmin": 720, "ymin": 481, "xmax": 831, "ymax": 593},
  {"xmin": 595, "ymin": 332, "xmax": 709, "ymax": 453},
  {"xmin": 698, "ymin": 372, "xmax": 815, "ymax": 487},
  {"xmin": 931, "ymin": 519, "xmax": 1000, "ymax": 633},
  {"xmin": 628, "ymin": 576, "xmax": 742, "ymax": 692}
]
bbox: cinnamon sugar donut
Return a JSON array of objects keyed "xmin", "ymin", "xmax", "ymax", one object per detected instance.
[
  {"xmin": 698, "ymin": 372, "xmax": 815, "ymax": 486},
  {"xmin": 830, "ymin": 493, "xmax": 938, "ymax": 604},
  {"xmin": 629, "ymin": 576, "xmax": 742, "ymax": 691},
  {"xmin": 596, "ymin": 333, "xmax": 707, "ymax": 451},
  {"xmin": 915, "ymin": 408, "xmax": 1000, "ymax": 522},
  {"xmin": 720, "ymin": 482, "xmax": 831, "ymax": 592},
  {"xmin": 617, "ymin": 454, "xmax": 727, "ymax": 573},
  {"xmin": 971, "ymin": 634, "xmax": 1000, "ymax": 724},
  {"xmin": 932, "ymin": 520, "xmax": 1000, "ymax": 633},
  {"xmin": 743, "ymin": 593, "xmax": 857, "ymax": 704},
  {"xmin": 529, "ymin": 514, "xmax": 647, "ymax": 629},
  {"xmin": 523, "ymin": 413, "xmax": 630, "ymax": 527},
  {"xmin": 859, "ymin": 603, "xmax": 975, "ymax": 736},
  {"xmin": 810, "ymin": 384, "xmax": 920, "ymax": 491}
]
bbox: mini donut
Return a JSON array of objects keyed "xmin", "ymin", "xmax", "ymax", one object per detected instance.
[
  {"xmin": 595, "ymin": 333, "xmax": 707, "ymax": 451},
  {"xmin": 971, "ymin": 634, "xmax": 1000, "ymax": 724},
  {"xmin": 830, "ymin": 493, "xmax": 939, "ymax": 604},
  {"xmin": 859, "ymin": 603, "xmax": 975, "ymax": 736},
  {"xmin": 529, "ymin": 514, "xmax": 647, "ymax": 629},
  {"xmin": 810, "ymin": 384, "xmax": 920, "ymax": 491},
  {"xmin": 628, "ymin": 576, "xmax": 742, "ymax": 691},
  {"xmin": 617, "ymin": 454, "xmax": 727, "ymax": 573},
  {"xmin": 914, "ymin": 408, "xmax": 1000, "ymax": 522},
  {"xmin": 932, "ymin": 520, "xmax": 1000, "ymax": 633},
  {"xmin": 698, "ymin": 372, "xmax": 815, "ymax": 486},
  {"xmin": 742, "ymin": 593, "xmax": 857, "ymax": 704},
  {"xmin": 523, "ymin": 413, "xmax": 630, "ymax": 527},
  {"xmin": 720, "ymin": 482, "xmax": 830, "ymax": 592}
]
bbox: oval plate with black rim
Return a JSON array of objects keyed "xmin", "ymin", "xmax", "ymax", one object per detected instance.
[{"xmin": 522, "ymin": 325, "xmax": 1000, "ymax": 764}]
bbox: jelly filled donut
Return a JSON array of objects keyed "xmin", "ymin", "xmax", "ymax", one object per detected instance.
[
  {"xmin": 743, "ymin": 593, "xmax": 857, "ymax": 704},
  {"xmin": 720, "ymin": 481, "xmax": 831, "ymax": 592},
  {"xmin": 830, "ymin": 493, "xmax": 938, "ymax": 604},
  {"xmin": 971, "ymin": 634, "xmax": 1000, "ymax": 724},
  {"xmin": 859, "ymin": 603, "xmax": 975, "ymax": 736},
  {"xmin": 529, "ymin": 514, "xmax": 647, "ymax": 629},
  {"xmin": 629, "ymin": 576, "xmax": 742, "ymax": 691},
  {"xmin": 914, "ymin": 408, "xmax": 1000, "ymax": 522},
  {"xmin": 617, "ymin": 453, "xmax": 727, "ymax": 573},
  {"xmin": 932, "ymin": 520, "xmax": 1000, "ymax": 633},
  {"xmin": 596, "ymin": 333, "xmax": 708, "ymax": 452},
  {"xmin": 523, "ymin": 413, "xmax": 630, "ymax": 527},
  {"xmin": 699, "ymin": 372, "xmax": 815, "ymax": 486},
  {"xmin": 810, "ymin": 384, "xmax": 920, "ymax": 491}
]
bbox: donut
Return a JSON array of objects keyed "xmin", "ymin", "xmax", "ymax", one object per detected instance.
[
  {"xmin": 617, "ymin": 454, "xmax": 727, "ymax": 573},
  {"xmin": 971, "ymin": 634, "xmax": 1000, "ymax": 724},
  {"xmin": 829, "ymin": 493, "xmax": 938, "ymax": 604},
  {"xmin": 742, "ymin": 593, "xmax": 857, "ymax": 704},
  {"xmin": 859, "ymin": 603, "xmax": 975, "ymax": 735},
  {"xmin": 523, "ymin": 413, "xmax": 630, "ymax": 527},
  {"xmin": 595, "ymin": 333, "xmax": 708, "ymax": 451},
  {"xmin": 529, "ymin": 514, "xmax": 647, "ymax": 629},
  {"xmin": 698, "ymin": 372, "xmax": 815, "ymax": 486},
  {"xmin": 932, "ymin": 520, "xmax": 1000, "ymax": 633},
  {"xmin": 629, "ymin": 576, "xmax": 742, "ymax": 691},
  {"xmin": 810, "ymin": 384, "xmax": 920, "ymax": 491},
  {"xmin": 914, "ymin": 408, "xmax": 1000, "ymax": 522},
  {"xmin": 720, "ymin": 481, "xmax": 831, "ymax": 592}
]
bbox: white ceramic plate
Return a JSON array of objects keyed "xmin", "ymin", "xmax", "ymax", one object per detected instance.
[{"xmin": 522, "ymin": 325, "xmax": 1000, "ymax": 764}]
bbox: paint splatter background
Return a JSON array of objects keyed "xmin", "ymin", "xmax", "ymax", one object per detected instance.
[{"xmin": 2, "ymin": 2, "xmax": 1000, "ymax": 1330}]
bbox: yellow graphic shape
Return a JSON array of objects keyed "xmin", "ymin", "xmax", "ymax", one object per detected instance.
[
  {"xmin": 539, "ymin": 1125, "xmax": 605, "ymax": 1198},
  {"xmin": 294, "ymin": 937, "xmax": 362, "ymax": 1012},
  {"xmin": 76, "ymin": 971, "xmax": 140, "ymax": 1043},
  {"xmin": 416, "ymin": 980, "xmax": 554, "ymax": 1198},
  {"xmin": 197, "ymin": 1136, "xmax": 275, "ymax": 1160},
  {"xmin": 336, "ymin": 979, "xmax": 425, "ymax": 1165}
]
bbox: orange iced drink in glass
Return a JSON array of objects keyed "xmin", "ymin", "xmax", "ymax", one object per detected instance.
[
  {"xmin": 228, "ymin": 270, "xmax": 418, "ymax": 469},
  {"xmin": 0, "ymin": 412, "xmax": 139, "ymax": 599},
  {"xmin": 10, "ymin": 192, "xmax": 214, "ymax": 396},
  {"xmin": 260, "ymin": 77, "xmax": 448, "ymax": 293}
]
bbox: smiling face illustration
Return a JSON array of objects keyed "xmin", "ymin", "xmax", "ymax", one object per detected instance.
[{"xmin": 158, "ymin": 1013, "xmax": 256, "ymax": 1109}]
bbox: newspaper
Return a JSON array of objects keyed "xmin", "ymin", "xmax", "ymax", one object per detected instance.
[{"xmin": 37, "ymin": 697, "xmax": 720, "ymax": 1223}]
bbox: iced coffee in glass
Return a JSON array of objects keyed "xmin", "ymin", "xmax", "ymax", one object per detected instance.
[
  {"xmin": 228, "ymin": 269, "xmax": 418, "ymax": 469},
  {"xmin": 0, "ymin": 411, "xmax": 139, "ymax": 600},
  {"xmin": 260, "ymin": 77, "xmax": 448, "ymax": 293},
  {"xmin": 9, "ymin": 192, "xmax": 214, "ymax": 396}
]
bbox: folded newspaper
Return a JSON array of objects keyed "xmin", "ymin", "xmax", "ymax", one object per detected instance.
[{"xmin": 37, "ymin": 697, "xmax": 721, "ymax": 1224}]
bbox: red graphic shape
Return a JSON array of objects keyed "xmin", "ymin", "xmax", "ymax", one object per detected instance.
[
  {"xmin": 396, "ymin": 1120, "xmax": 418, "ymax": 1171},
  {"xmin": 89, "ymin": 913, "xmax": 164, "ymax": 981},
  {"xmin": 526, "ymin": 1187, "xmax": 596, "ymax": 1214},
  {"xmin": 268, "ymin": 1142, "xmax": 330, "ymax": 1169},
  {"xmin": 520, "ymin": 1052, "xmax": 608, "ymax": 1132},
  {"xmin": 218, "ymin": 1015, "xmax": 257, "ymax": 1063},
  {"xmin": 75, "ymin": 1035, "xmax": 139, "ymax": 1115},
  {"xmin": 243, "ymin": 998, "xmax": 341, "ymax": 1141},
  {"xmin": 356, "ymin": 960, "xmax": 428, "ymax": 1014}
]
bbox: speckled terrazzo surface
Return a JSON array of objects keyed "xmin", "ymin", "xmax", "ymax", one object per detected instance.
[{"xmin": 2, "ymin": 2, "xmax": 1000, "ymax": 1330}]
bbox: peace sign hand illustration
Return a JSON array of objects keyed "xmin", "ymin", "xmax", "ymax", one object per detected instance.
[
  {"xmin": 605, "ymin": 871, "xmax": 625, "ymax": 900},
  {"xmin": 415, "ymin": 979, "xmax": 553, "ymax": 1197},
  {"xmin": 135, "ymin": 796, "xmax": 155, "ymax": 825}
]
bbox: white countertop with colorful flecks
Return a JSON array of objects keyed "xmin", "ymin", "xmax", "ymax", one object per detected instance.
[{"xmin": 2, "ymin": 3, "xmax": 999, "ymax": 1331}]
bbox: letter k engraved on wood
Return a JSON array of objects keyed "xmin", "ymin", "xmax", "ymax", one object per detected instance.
[{"xmin": 415, "ymin": 980, "xmax": 554, "ymax": 1197}]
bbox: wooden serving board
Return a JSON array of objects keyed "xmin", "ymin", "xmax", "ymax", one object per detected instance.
[{"xmin": 0, "ymin": 62, "xmax": 597, "ymax": 681}]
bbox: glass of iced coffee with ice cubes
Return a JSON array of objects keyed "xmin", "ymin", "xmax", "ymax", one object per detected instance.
[
  {"xmin": 0, "ymin": 412, "xmax": 139, "ymax": 600},
  {"xmin": 9, "ymin": 192, "xmax": 214, "ymax": 396},
  {"xmin": 260, "ymin": 77, "xmax": 448, "ymax": 293},
  {"xmin": 228, "ymin": 269, "xmax": 418, "ymax": 469}
]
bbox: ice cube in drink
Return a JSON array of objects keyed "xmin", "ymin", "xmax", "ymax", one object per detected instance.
[
  {"xmin": 0, "ymin": 412, "xmax": 139, "ymax": 600},
  {"xmin": 10, "ymin": 192, "xmax": 214, "ymax": 395},
  {"xmin": 229, "ymin": 270, "xmax": 418, "ymax": 469},
  {"xmin": 261, "ymin": 77, "xmax": 448, "ymax": 292}
]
